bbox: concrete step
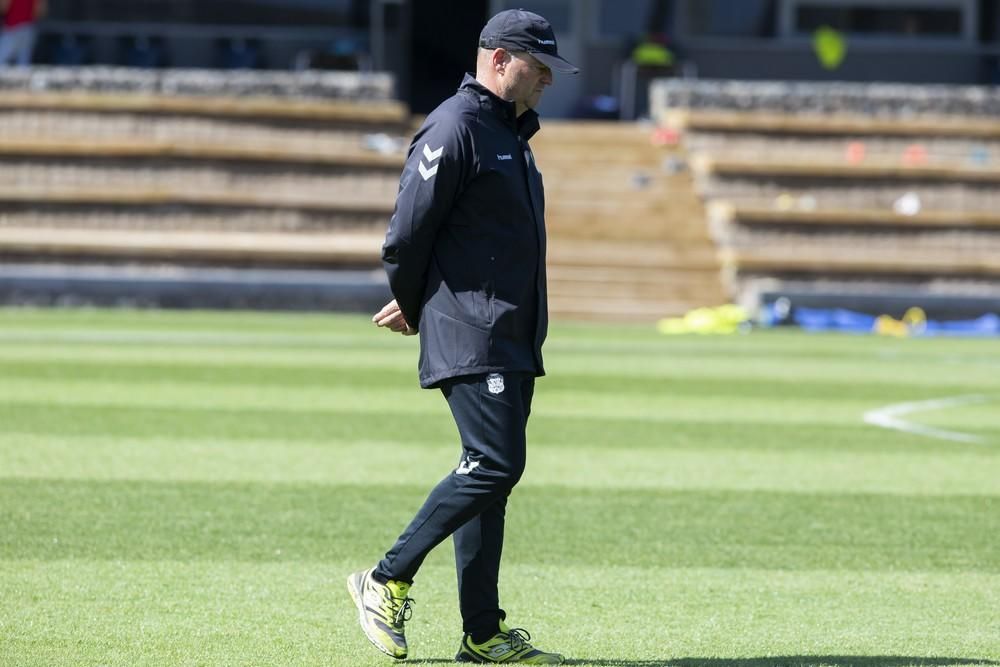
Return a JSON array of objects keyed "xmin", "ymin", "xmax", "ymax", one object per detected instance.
[{"xmin": 0, "ymin": 262, "xmax": 391, "ymax": 312}]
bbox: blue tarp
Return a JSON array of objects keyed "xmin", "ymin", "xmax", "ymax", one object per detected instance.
[{"xmin": 762, "ymin": 303, "xmax": 1000, "ymax": 337}]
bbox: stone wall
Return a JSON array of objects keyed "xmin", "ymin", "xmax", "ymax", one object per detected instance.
[
  {"xmin": 0, "ymin": 66, "xmax": 396, "ymax": 101},
  {"xmin": 651, "ymin": 79, "xmax": 1000, "ymax": 118}
]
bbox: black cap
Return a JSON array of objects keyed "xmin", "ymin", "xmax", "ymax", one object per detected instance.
[{"xmin": 479, "ymin": 8, "xmax": 579, "ymax": 74}]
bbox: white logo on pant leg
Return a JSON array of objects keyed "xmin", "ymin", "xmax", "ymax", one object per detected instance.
[
  {"xmin": 486, "ymin": 373, "xmax": 504, "ymax": 394},
  {"xmin": 455, "ymin": 456, "xmax": 480, "ymax": 475}
]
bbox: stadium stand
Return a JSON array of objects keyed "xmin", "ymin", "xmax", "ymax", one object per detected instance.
[
  {"xmin": 0, "ymin": 67, "xmax": 407, "ymax": 311},
  {"xmin": 0, "ymin": 67, "xmax": 728, "ymax": 321},
  {"xmin": 651, "ymin": 79, "xmax": 1000, "ymax": 319},
  {"xmin": 13, "ymin": 69, "xmax": 1000, "ymax": 322}
]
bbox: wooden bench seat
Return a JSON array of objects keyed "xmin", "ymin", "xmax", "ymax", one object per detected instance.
[
  {"xmin": 695, "ymin": 157, "xmax": 1000, "ymax": 183},
  {"xmin": 0, "ymin": 187, "xmax": 395, "ymax": 214},
  {"xmin": 0, "ymin": 227, "xmax": 383, "ymax": 264},
  {"xmin": 0, "ymin": 91, "xmax": 409, "ymax": 124},
  {"xmin": 0, "ymin": 138, "xmax": 404, "ymax": 169},
  {"xmin": 663, "ymin": 109, "xmax": 1000, "ymax": 139},
  {"xmin": 711, "ymin": 203, "xmax": 1000, "ymax": 229},
  {"xmin": 723, "ymin": 247, "xmax": 1000, "ymax": 276}
]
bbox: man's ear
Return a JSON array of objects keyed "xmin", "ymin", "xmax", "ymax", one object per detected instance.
[{"xmin": 491, "ymin": 48, "xmax": 509, "ymax": 73}]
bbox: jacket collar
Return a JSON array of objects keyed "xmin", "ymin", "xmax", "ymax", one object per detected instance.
[{"xmin": 459, "ymin": 73, "xmax": 540, "ymax": 141}]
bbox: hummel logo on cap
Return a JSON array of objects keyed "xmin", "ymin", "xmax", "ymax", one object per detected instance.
[{"xmin": 479, "ymin": 8, "xmax": 579, "ymax": 74}]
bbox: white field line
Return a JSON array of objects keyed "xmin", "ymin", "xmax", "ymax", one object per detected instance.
[{"xmin": 863, "ymin": 395, "xmax": 991, "ymax": 443}]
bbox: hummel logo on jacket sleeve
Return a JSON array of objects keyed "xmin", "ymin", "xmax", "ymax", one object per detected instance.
[{"xmin": 419, "ymin": 144, "xmax": 443, "ymax": 180}]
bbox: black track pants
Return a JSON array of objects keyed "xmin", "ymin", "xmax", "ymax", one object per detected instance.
[{"xmin": 374, "ymin": 372, "xmax": 535, "ymax": 637}]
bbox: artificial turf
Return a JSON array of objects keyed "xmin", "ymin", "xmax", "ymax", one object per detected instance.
[{"xmin": 0, "ymin": 308, "xmax": 997, "ymax": 666}]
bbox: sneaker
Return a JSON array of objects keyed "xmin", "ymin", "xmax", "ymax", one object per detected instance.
[
  {"xmin": 455, "ymin": 621, "xmax": 564, "ymax": 664},
  {"xmin": 346, "ymin": 567, "xmax": 414, "ymax": 659}
]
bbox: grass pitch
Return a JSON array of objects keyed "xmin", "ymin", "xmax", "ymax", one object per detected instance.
[{"xmin": 1, "ymin": 308, "xmax": 998, "ymax": 667}]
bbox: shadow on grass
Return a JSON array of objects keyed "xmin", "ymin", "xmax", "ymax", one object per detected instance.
[
  {"xmin": 410, "ymin": 658, "xmax": 997, "ymax": 667},
  {"xmin": 563, "ymin": 659, "xmax": 998, "ymax": 667}
]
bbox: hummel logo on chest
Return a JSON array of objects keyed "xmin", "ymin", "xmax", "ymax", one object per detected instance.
[{"xmin": 497, "ymin": 153, "xmax": 513, "ymax": 160}]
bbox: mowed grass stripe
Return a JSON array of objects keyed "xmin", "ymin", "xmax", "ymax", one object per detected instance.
[
  {"xmin": 4, "ymin": 358, "xmax": 1000, "ymax": 409},
  {"xmin": 3, "ymin": 306, "xmax": 1000, "ymax": 361},
  {"xmin": 3, "ymin": 400, "xmax": 998, "ymax": 454},
  {"xmin": 912, "ymin": 401, "xmax": 1000, "ymax": 431},
  {"xmin": 2, "ymin": 338, "xmax": 1000, "ymax": 389},
  {"xmin": 0, "ymin": 343, "xmax": 414, "ymax": 372},
  {"xmin": 2, "ymin": 561, "xmax": 998, "ymax": 666},
  {"xmin": 0, "ymin": 330, "xmax": 400, "ymax": 350},
  {"xmin": 2, "ymin": 479, "xmax": 997, "ymax": 571},
  {"xmin": 9, "ymin": 378, "xmax": 999, "ymax": 433},
  {"xmin": 0, "ymin": 307, "xmax": 371, "ymax": 334},
  {"xmin": 3, "ymin": 433, "xmax": 998, "ymax": 496}
]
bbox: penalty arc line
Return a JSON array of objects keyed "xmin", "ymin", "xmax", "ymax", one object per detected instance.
[{"xmin": 863, "ymin": 394, "xmax": 990, "ymax": 444}]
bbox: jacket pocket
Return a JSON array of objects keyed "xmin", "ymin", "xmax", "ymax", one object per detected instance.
[{"xmin": 423, "ymin": 305, "xmax": 491, "ymax": 371}]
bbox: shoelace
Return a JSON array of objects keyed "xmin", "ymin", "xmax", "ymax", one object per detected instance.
[
  {"xmin": 390, "ymin": 594, "xmax": 414, "ymax": 627},
  {"xmin": 505, "ymin": 628, "xmax": 531, "ymax": 651}
]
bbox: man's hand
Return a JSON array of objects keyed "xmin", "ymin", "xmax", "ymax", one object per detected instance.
[{"xmin": 373, "ymin": 299, "xmax": 416, "ymax": 335}]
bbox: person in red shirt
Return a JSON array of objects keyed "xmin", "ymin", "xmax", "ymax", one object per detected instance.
[{"xmin": 0, "ymin": 0, "xmax": 46, "ymax": 66}]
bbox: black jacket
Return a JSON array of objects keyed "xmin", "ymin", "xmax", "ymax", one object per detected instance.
[{"xmin": 382, "ymin": 74, "xmax": 548, "ymax": 388}]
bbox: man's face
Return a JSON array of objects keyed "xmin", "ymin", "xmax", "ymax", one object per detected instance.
[{"xmin": 503, "ymin": 51, "xmax": 553, "ymax": 111}]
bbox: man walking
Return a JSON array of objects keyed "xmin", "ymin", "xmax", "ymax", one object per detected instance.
[{"xmin": 347, "ymin": 9, "xmax": 577, "ymax": 664}]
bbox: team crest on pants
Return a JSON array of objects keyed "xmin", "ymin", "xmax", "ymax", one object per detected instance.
[{"xmin": 486, "ymin": 373, "xmax": 505, "ymax": 394}]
